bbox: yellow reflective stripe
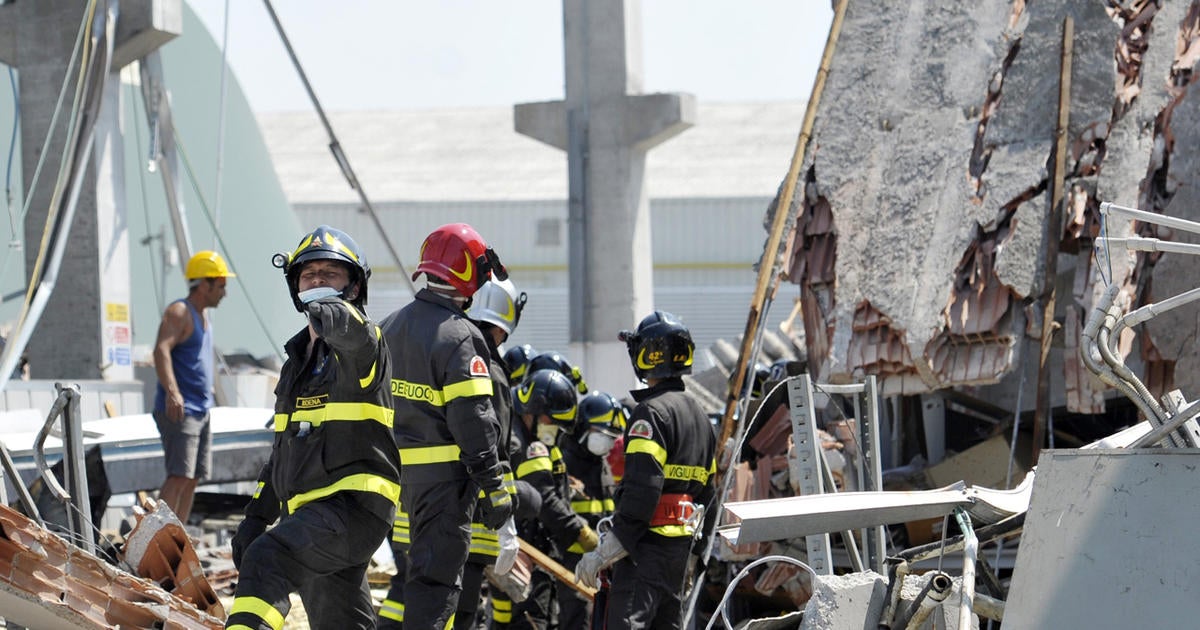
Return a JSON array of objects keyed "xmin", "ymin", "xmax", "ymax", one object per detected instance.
[
  {"xmin": 568, "ymin": 541, "xmax": 586, "ymax": 553},
  {"xmin": 379, "ymin": 599, "xmax": 404, "ymax": 622},
  {"xmin": 399, "ymin": 443, "xmax": 461, "ymax": 465},
  {"xmin": 252, "ymin": 481, "xmax": 265, "ymax": 500},
  {"xmin": 516, "ymin": 456, "xmax": 553, "ymax": 478},
  {"xmin": 650, "ymin": 524, "xmax": 695, "ymax": 537},
  {"xmin": 589, "ymin": 410, "xmax": 615, "ymax": 425},
  {"xmin": 273, "ymin": 414, "xmax": 288, "ymax": 432},
  {"xmin": 344, "ymin": 302, "xmax": 365, "ymax": 324},
  {"xmin": 288, "ymin": 402, "xmax": 393, "ymax": 429},
  {"xmin": 663, "ymin": 463, "xmax": 712, "ymax": 484},
  {"xmin": 445, "ymin": 614, "xmax": 455, "ymax": 630},
  {"xmin": 493, "ymin": 597, "xmax": 512, "ymax": 622},
  {"xmin": 286, "ymin": 473, "xmax": 401, "ymax": 512},
  {"xmin": 392, "ymin": 510, "xmax": 410, "ymax": 543},
  {"xmin": 230, "ymin": 596, "xmax": 286, "ymax": 630},
  {"xmin": 392, "ymin": 377, "xmax": 493, "ymax": 406},
  {"xmin": 443, "ymin": 377, "xmax": 493, "ymax": 402},
  {"xmin": 569, "ymin": 497, "xmax": 614, "ymax": 513},
  {"xmin": 227, "ymin": 626, "xmax": 256, "ymax": 630},
  {"xmin": 551, "ymin": 408, "xmax": 575, "ymax": 421},
  {"xmin": 626, "ymin": 438, "xmax": 667, "ymax": 466},
  {"xmin": 359, "ymin": 359, "xmax": 377, "ymax": 389}
]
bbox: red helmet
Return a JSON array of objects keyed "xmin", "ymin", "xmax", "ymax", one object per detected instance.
[{"xmin": 413, "ymin": 223, "xmax": 507, "ymax": 298}]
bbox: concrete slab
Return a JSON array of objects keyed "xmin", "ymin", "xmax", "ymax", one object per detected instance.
[{"xmin": 1006, "ymin": 449, "xmax": 1200, "ymax": 628}]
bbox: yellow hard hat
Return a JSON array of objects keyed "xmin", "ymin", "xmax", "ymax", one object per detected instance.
[{"xmin": 185, "ymin": 250, "xmax": 236, "ymax": 280}]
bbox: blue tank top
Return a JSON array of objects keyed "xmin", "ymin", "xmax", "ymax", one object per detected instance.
[{"xmin": 154, "ymin": 299, "xmax": 214, "ymax": 416}]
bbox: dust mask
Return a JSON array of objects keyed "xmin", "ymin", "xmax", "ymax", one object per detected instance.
[
  {"xmin": 536, "ymin": 423, "xmax": 560, "ymax": 446},
  {"xmin": 585, "ymin": 431, "xmax": 617, "ymax": 456}
]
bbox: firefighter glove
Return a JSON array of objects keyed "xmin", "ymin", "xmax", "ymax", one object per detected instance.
[
  {"xmin": 305, "ymin": 296, "xmax": 352, "ymax": 336},
  {"xmin": 574, "ymin": 532, "xmax": 628, "ymax": 589},
  {"xmin": 480, "ymin": 487, "xmax": 514, "ymax": 530},
  {"xmin": 232, "ymin": 516, "xmax": 269, "ymax": 570},
  {"xmin": 495, "ymin": 516, "xmax": 519, "ymax": 575},
  {"xmin": 575, "ymin": 523, "xmax": 599, "ymax": 552}
]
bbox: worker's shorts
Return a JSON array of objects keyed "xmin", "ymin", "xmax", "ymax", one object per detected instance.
[{"xmin": 152, "ymin": 409, "xmax": 211, "ymax": 480}]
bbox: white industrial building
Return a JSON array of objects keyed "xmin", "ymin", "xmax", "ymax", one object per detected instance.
[{"xmin": 257, "ymin": 102, "xmax": 806, "ymax": 365}]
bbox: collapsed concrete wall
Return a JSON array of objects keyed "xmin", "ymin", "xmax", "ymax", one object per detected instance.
[{"xmin": 781, "ymin": 0, "xmax": 1200, "ymax": 409}]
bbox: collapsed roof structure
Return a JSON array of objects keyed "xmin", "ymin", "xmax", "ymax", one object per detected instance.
[{"xmin": 778, "ymin": 0, "xmax": 1200, "ymax": 412}]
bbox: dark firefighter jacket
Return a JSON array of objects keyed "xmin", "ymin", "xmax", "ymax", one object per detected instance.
[
  {"xmin": 381, "ymin": 288, "xmax": 505, "ymax": 492},
  {"xmin": 511, "ymin": 418, "xmax": 582, "ymax": 556},
  {"xmin": 561, "ymin": 434, "xmax": 614, "ymax": 552},
  {"xmin": 611, "ymin": 377, "xmax": 717, "ymax": 551},
  {"xmin": 245, "ymin": 298, "xmax": 401, "ymax": 526},
  {"xmin": 467, "ymin": 337, "xmax": 517, "ymax": 561}
]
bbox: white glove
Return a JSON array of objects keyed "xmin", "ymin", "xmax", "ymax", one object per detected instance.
[
  {"xmin": 574, "ymin": 531, "xmax": 628, "ymax": 589},
  {"xmin": 494, "ymin": 516, "xmax": 519, "ymax": 575}
]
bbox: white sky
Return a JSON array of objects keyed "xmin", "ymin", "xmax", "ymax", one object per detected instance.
[{"xmin": 187, "ymin": 1, "xmax": 833, "ymax": 113}]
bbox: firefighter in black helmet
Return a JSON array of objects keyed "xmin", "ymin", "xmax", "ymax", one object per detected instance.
[
  {"xmin": 491, "ymin": 368, "xmax": 599, "ymax": 629},
  {"xmin": 226, "ymin": 226, "xmax": 400, "ymax": 630},
  {"xmin": 503, "ymin": 344, "xmax": 538, "ymax": 386},
  {"xmin": 529, "ymin": 350, "xmax": 589, "ymax": 395},
  {"xmin": 576, "ymin": 311, "xmax": 717, "ymax": 630},
  {"xmin": 379, "ymin": 224, "xmax": 515, "ymax": 629},
  {"xmin": 558, "ymin": 390, "xmax": 625, "ymax": 628}
]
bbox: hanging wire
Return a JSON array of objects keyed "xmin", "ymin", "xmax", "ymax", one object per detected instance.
[
  {"xmin": 4, "ymin": 66, "xmax": 18, "ymax": 232},
  {"xmin": 172, "ymin": 127, "xmax": 285, "ymax": 363},
  {"xmin": 211, "ymin": 0, "xmax": 232, "ymax": 244},
  {"xmin": 0, "ymin": 4, "xmax": 94, "ymax": 290},
  {"xmin": 703, "ymin": 555, "xmax": 818, "ymax": 630},
  {"xmin": 127, "ymin": 77, "xmax": 164, "ymax": 312}
]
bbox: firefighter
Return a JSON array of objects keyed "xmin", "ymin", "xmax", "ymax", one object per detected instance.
[
  {"xmin": 529, "ymin": 350, "xmax": 589, "ymax": 395},
  {"xmin": 503, "ymin": 343, "xmax": 538, "ymax": 386},
  {"xmin": 575, "ymin": 311, "xmax": 718, "ymax": 630},
  {"xmin": 557, "ymin": 391, "xmax": 626, "ymax": 628},
  {"xmin": 226, "ymin": 226, "xmax": 400, "ymax": 630},
  {"xmin": 453, "ymin": 277, "xmax": 528, "ymax": 629},
  {"xmin": 379, "ymin": 223, "xmax": 515, "ymax": 629},
  {"xmin": 493, "ymin": 368, "xmax": 599, "ymax": 629}
]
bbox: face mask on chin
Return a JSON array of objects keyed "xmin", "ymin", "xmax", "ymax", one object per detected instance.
[
  {"xmin": 585, "ymin": 430, "xmax": 617, "ymax": 456},
  {"xmin": 536, "ymin": 422, "xmax": 560, "ymax": 446}
]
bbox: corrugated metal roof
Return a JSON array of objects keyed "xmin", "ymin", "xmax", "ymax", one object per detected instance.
[{"xmin": 257, "ymin": 102, "xmax": 805, "ymax": 204}]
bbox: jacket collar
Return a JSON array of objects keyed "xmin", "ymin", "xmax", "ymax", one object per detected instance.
[
  {"xmin": 416, "ymin": 287, "xmax": 468, "ymax": 315},
  {"xmin": 630, "ymin": 376, "xmax": 686, "ymax": 402}
]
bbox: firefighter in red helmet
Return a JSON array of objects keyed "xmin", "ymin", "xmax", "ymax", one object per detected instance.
[{"xmin": 378, "ymin": 223, "xmax": 515, "ymax": 629}]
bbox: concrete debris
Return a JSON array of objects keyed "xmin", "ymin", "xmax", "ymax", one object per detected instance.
[
  {"xmin": 0, "ymin": 502, "xmax": 222, "ymax": 629},
  {"xmin": 798, "ymin": 571, "xmax": 886, "ymax": 630},
  {"xmin": 122, "ymin": 498, "xmax": 225, "ymax": 618},
  {"xmin": 784, "ymin": 0, "xmax": 1200, "ymax": 409}
]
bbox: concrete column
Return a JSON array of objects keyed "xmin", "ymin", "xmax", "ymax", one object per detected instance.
[
  {"xmin": 515, "ymin": 0, "xmax": 694, "ymax": 396},
  {"xmin": 1, "ymin": 1, "xmax": 178, "ymax": 380}
]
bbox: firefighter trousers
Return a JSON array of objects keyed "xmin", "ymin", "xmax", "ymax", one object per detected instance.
[
  {"xmin": 225, "ymin": 494, "xmax": 391, "ymax": 630},
  {"xmin": 401, "ymin": 478, "xmax": 476, "ymax": 629},
  {"xmin": 602, "ymin": 539, "xmax": 692, "ymax": 630},
  {"xmin": 557, "ymin": 551, "xmax": 591, "ymax": 629}
]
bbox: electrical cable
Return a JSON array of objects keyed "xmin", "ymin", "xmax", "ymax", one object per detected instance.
[
  {"xmin": 172, "ymin": 127, "xmax": 285, "ymax": 363},
  {"xmin": 703, "ymin": 555, "xmax": 817, "ymax": 630},
  {"xmin": 0, "ymin": 3, "xmax": 93, "ymax": 295},
  {"xmin": 127, "ymin": 79, "xmax": 163, "ymax": 312},
  {"xmin": 212, "ymin": 0, "xmax": 231, "ymax": 244}
]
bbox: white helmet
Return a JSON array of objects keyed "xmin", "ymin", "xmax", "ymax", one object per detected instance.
[{"xmin": 468, "ymin": 277, "xmax": 527, "ymax": 336}]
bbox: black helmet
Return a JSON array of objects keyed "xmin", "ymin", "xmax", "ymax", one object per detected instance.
[
  {"xmin": 577, "ymin": 391, "xmax": 626, "ymax": 438},
  {"xmin": 618, "ymin": 311, "xmax": 695, "ymax": 381},
  {"xmin": 503, "ymin": 344, "xmax": 538, "ymax": 384},
  {"xmin": 274, "ymin": 225, "xmax": 371, "ymax": 312},
  {"xmin": 514, "ymin": 369, "xmax": 578, "ymax": 426},
  {"xmin": 750, "ymin": 363, "xmax": 771, "ymax": 399},
  {"xmin": 529, "ymin": 351, "xmax": 588, "ymax": 395}
]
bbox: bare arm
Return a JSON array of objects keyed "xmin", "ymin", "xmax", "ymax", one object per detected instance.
[{"xmin": 153, "ymin": 301, "xmax": 194, "ymax": 422}]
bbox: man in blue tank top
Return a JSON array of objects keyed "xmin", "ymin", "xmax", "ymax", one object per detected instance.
[{"xmin": 152, "ymin": 251, "xmax": 234, "ymax": 524}]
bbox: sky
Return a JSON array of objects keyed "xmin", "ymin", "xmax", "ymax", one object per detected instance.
[{"xmin": 187, "ymin": 1, "xmax": 833, "ymax": 113}]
